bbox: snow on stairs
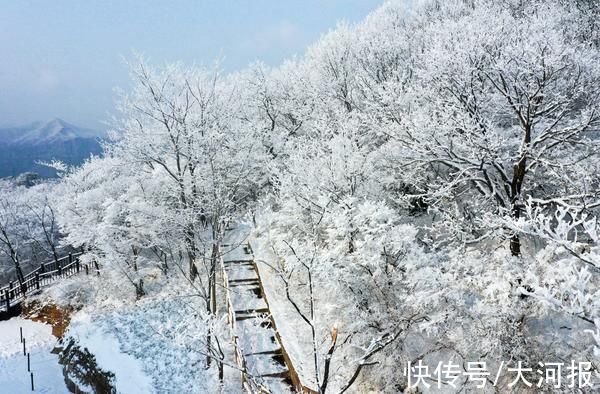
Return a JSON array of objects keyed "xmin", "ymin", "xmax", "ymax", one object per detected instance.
[{"xmin": 222, "ymin": 243, "xmax": 295, "ymax": 393}]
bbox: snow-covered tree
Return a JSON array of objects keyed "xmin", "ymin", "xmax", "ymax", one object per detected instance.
[
  {"xmin": 385, "ymin": 0, "xmax": 600, "ymax": 254},
  {"xmin": 0, "ymin": 180, "xmax": 64, "ymax": 284}
]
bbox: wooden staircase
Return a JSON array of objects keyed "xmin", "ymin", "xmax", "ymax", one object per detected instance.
[{"xmin": 221, "ymin": 242, "xmax": 295, "ymax": 393}]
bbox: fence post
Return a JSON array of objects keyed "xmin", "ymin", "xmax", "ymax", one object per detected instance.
[
  {"xmin": 85, "ymin": 265, "xmax": 89, "ymax": 275},
  {"xmin": 4, "ymin": 289, "xmax": 8, "ymax": 311},
  {"xmin": 95, "ymin": 261, "xmax": 100, "ymax": 276},
  {"xmin": 35, "ymin": 272, "xmax": 40, "ymax": 290},
  {"xmin": 8, "ymin": 281, "xmax": 13, "ymax": 299},
  {"xmin": 75, "ymin": 255, "xmax": 80, "ymax": 273},
  {"xmin": 57, "ymin": 260, "xmax": 62, "ymax": 277},
  {"xmin": 30, "ymin": 372, "xmax": 34, "ymax": 391}
]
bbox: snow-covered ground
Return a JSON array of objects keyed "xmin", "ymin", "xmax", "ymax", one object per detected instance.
[
  {"xmin": 0, "ymin": 317, "xmax": 68, "ymax": 393},
  {"xmin": 66, "ymin": 312, "xmax": 153, "ymax": 394},
  {"xmin": 33, "ymin": 270, "xmax": 223, "ymax": 393}
]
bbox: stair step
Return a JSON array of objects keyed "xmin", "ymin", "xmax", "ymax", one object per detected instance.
[
  {"xmin": 229, "ymin": 278, "xmax": 259, "ymax": 284},
  {"xmin": 235, "ymin": 307, "xmax": 269, "ymax": 315},
  {"xmin": 256, "ymin": 371, "xmax": 290, "ymax": 379},
  {"xmin": 224, "ymin": 261, "xmax": 255, "ymax": 267},
  {"xmin": 232, "ymin": 285, "xmax": 261, "ymax": 291},
  {"xmin": 229, "ymin": 282, "xmax": 260, "ymax": 288},
  {"xmin": 245, "ymin": 349, "xmax": 282, "ymax": 357},
  {"xmin": 235, "ymin": 310, "xmax": 271, "ymax": 321},
  {"xmin": 224, "ymin": 258, "xmax": 254, "ymax": 263},
  {"xmin": 236, "ymin": 315, "xmax": 265, "ymax": 321},
  {"xmin": 223, "ymin": 258, "xmax": 254, "ymax": 263},
  {"xmin": 228, "ymin": 283, "xmax": 261, "ymax": 290}
]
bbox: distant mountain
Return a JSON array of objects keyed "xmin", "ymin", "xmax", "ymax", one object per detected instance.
[{"xmin": 0, "ymin": 118, "xmax": 106, "ymax": 178}]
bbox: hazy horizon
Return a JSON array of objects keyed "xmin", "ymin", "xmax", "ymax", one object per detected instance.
[{"xmin": 0, "ymin": 0, "xmax": 382, "ymax": 130}]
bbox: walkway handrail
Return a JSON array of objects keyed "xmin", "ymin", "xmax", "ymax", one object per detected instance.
[
  {"xmin": 219, "ymin": 244, "xmax": 258, "ymax": 393},
  {"xmin": 0, "ymin": 250, "xmax": 94, "ymax": 313}
]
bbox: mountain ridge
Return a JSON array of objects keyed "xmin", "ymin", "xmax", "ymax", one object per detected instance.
[
  {"xmin": 0, "ymin": 119, "xmax": 105, "ymax": 178},
  {"xmin": 0, "ymin": 118, "xmax": 106, "ymax": 146}
]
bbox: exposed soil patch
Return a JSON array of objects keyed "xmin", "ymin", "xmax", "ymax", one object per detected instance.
[{"xmin": 21, "ymin": 301, "xmax": 74, "ymax": 338}]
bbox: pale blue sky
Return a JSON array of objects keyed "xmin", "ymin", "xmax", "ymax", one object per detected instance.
[{"xmin": 0, "ymin": 0, "xmax": 382, "ymax": 129}]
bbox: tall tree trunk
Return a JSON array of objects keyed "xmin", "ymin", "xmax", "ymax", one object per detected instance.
[
  {"xmin": 14, "ymin": 258, "xmax": 25, "ymax": 291},
  {"xmin": 510, "ymin": 166, "xmax": 525, "ymax": 256},
  {"xmin": 509, "ymin": 123, "xmax": 531, "ymax": 256},
  {"xmin": 185, "ymin": 225, "xmax": 199, "ymax": 280},
  {"xmin": 206, "ymin": 227, "xmax": 221, "ymax": 368},
  {"xmin": 204, "ymin": 243, "xmax": 219, "ymax": 368},
  {"xmin": 210, "ymin": 243, "xmax": 218, "ymax": 314}
]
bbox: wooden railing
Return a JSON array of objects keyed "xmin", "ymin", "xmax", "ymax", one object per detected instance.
[
  {"xmin": 0, "ymin": 251, "xmax": 98, "ymax": 313},
  {"xmin": 219, "ymin": 245, "xmax": 255, "ymax": 393}
]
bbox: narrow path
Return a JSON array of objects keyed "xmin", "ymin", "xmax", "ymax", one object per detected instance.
[{"xmin": 222, "ymin": 242, "xmax": 294, "ymax": 393}]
